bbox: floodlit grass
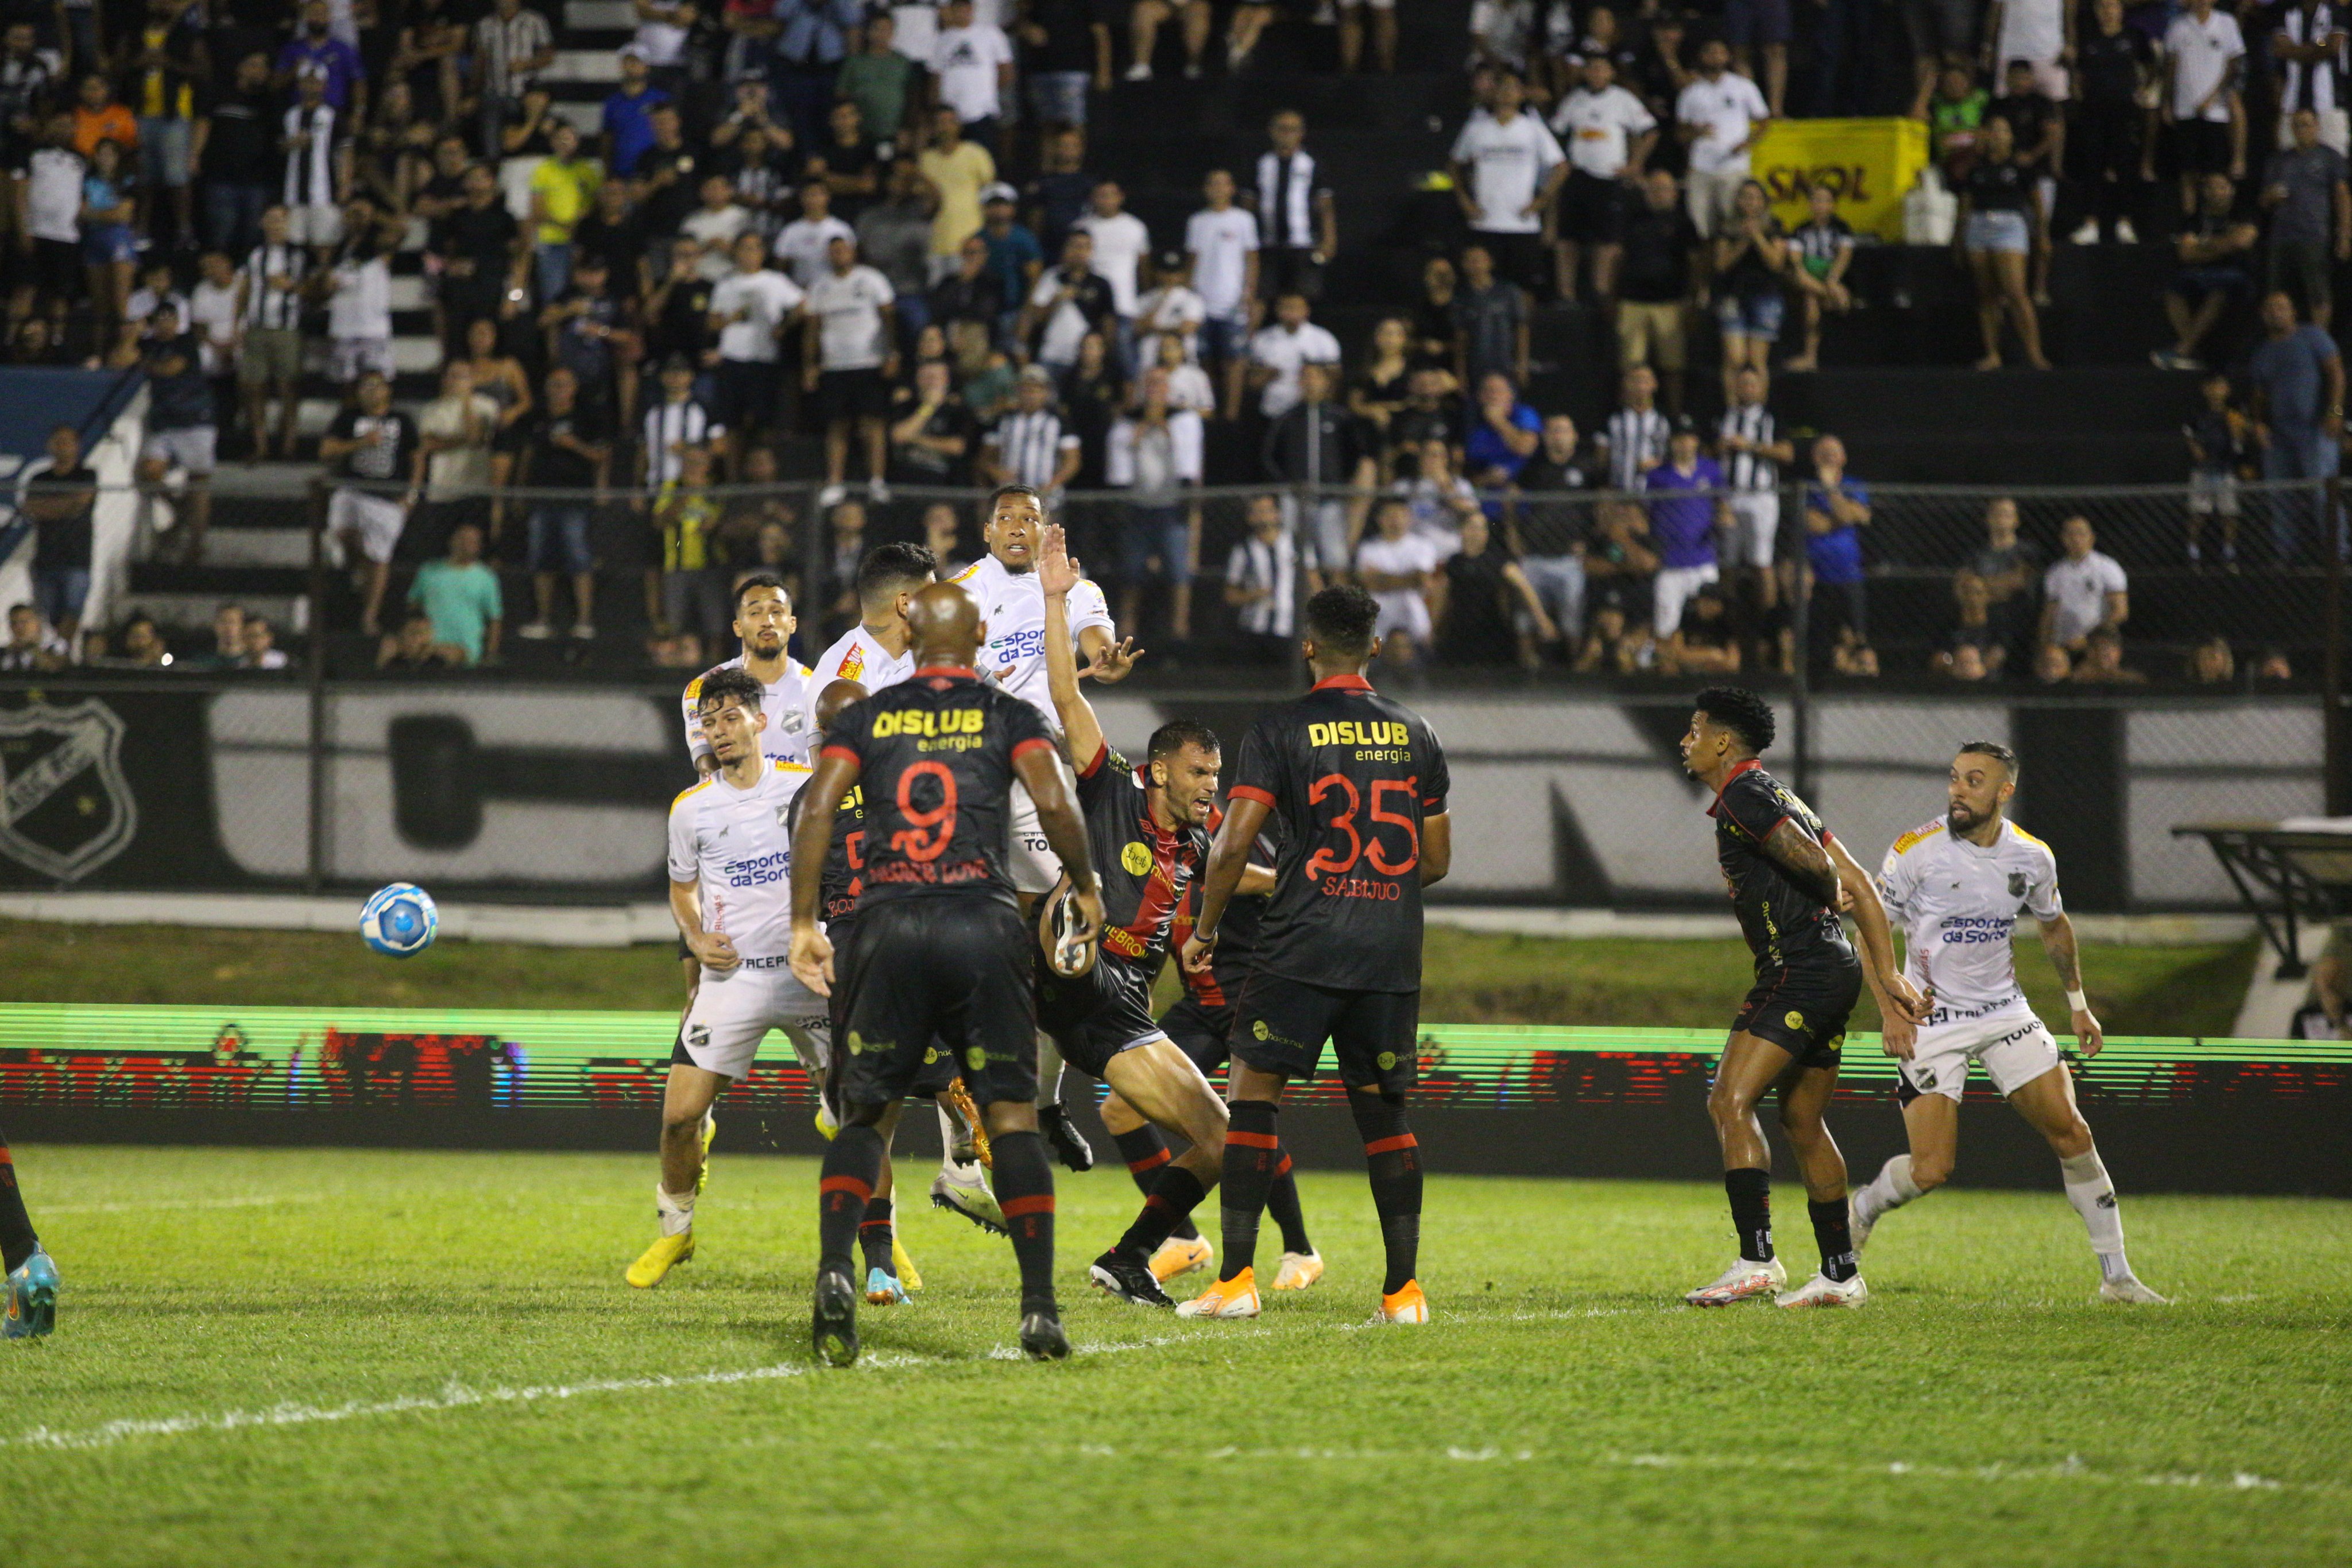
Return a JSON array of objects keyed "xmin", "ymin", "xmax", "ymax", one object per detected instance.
[
  {"xmin": 0, "ymin": 917, "xmax": 2261, "ymax": 1036},
  {"xmin": 3, "ymin": 1145, "xmax": 2346, "ymax": 1567}
]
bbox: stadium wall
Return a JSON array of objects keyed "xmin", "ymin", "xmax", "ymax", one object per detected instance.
[{"xmin": 0, "ymin": 682, "xmax": 2318, "ymax": 911}]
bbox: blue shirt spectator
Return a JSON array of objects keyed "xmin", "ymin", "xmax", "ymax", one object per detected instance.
[
  {"xmin": 409, "ymin": 526, "xmax": 505, "ymax": 665},
  {"xmin": 773, "ymin": 0, "xmax": 865, "ymax": 68},
  {"xmin": 1802, "ymin": 439, "xmax": 1871, "ymax": 584},
  {"xmin": 1464, "ymin": 374, "xmax": 1542, "ymax": 485},
  {"xmin": 2249, "ymin": 308, "xmax": 2342, "ymax": 433},
  {"xmin": 981, "ymin": 206, "xmax": 1043, "ymax": 308},
  {"xmin": 277, "ymin": 29, "xmax": 363, "ymax": 111},
  {"xmin": 1644, "ymin": 448, "xmax": 1723, "ymax": 569},
  {"xmin": 601, "ymin": 60, "xmax": 673, "ymax": 180}
]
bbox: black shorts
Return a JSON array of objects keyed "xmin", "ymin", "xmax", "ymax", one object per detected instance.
[
  {"xmin": 712, "ymin": 357, "xmax": 779, "ymax": 433},
  {"xmin": 818, "ymin": 366, "xmax": 890, "ymax": 424},
  {"xmin": 836, "ymin": 896, "xmax": 1038, "ymax": 1108},
  {"xmin": 1731, "ymin": 959, "xmax": 1862, "ymax": 1070},
  {"xmin": 1557, "ymin": 169, "xmax": 1626, "ymax": 246},
  {"xmin": 1036, "ymin": 954, "xmax": 1162, "ymax": 1079},
  {"xmin": 1229, "ymin": 973, "xmax": 1419, "ymax": 1095},
  {"xmin": 1159, "ymin": 994, "xmax": 1236, "ymax": 1075},
  {"xmin": 2171, "ymin": 119, "xmax": 2233, "ymax": 177},
  {"xmin": 34, "ymin": 237, "xmax": 79, "ymax": 299},
  {"xmin": 1258, "ymin": 245, "xmax": 1324, "ymax": 302}
]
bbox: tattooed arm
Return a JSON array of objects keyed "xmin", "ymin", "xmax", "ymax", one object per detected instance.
[{"xmin": 2037, "ymin": 911, "xmax": 2105, "ymax": 1056}]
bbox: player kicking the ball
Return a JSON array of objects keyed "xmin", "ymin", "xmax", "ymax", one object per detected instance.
[
  {"xmin": 1, "ymin": 1126, "xmax": 58, "ymax": 1338},
  {"xmin": 1850, "ymin": 742, "xmax": 2168, "ymax": 1303},
  {"xmin": 628, "ymin": 669, "xmax": 838, "ymax": 1288},
  {"xmin": 1678, "ymin": 687, "xmax": 1929, "ymax": 1310},
  {"xmin": 1179, "ymin": 585, "xmax": 1451, "ymax": 1324},
  {"xmin": 790, "ymin": 583, "xmax": 1103, "ymax": 1365}
]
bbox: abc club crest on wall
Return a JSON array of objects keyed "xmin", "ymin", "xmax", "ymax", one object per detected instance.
[{"xmin": 0, "ymin": 699, "xmax": 138, "ymax": 882}]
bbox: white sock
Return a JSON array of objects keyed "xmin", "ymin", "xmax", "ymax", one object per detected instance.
[
  {"xmin": 656, "ymin": 1182, "xmax": 695, "ymax": 1238},
  {"xmin": 1855, "ymin": 1155, "xmax": 1924, "ymax": 1226},
  {"xmin": 2059, "ymin": 1149, "xmax": 2132, "ymax": 1280},
  {"xmin": 1034, "ymin": 1032, "xmax": 1066, "ymax": 1109}
]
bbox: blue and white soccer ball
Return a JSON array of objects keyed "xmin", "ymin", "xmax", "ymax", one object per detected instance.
[{"xmin": 361, "ymin": 882, "xmax": 439, "ymax": 958}]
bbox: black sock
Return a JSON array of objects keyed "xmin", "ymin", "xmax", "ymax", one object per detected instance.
[
  {"xmin": 1267, "ymin": 1148, "xmax": 1313, "ymax": 1256},
  {"xmin": 1114, "ymin": 1166, "xmax": 1208, "ymax": 1261},
  {"xmin": 1725, "ymin": 1168, "xmax": 1774, "ymax": 1263},
  {"xmin": 0, "ymin": 1134, "xmax": 36, "ymax": 1273},
  {"xmin": 991, "ymin": 1129, "xmax": 1057, "ymax": 1313},
  {"xmin": 1349, "ymin": 1093, "xmax": 1422, "ymax": 1295},
  {"xmin": 1217, "ymin": 1099, "xmax": 1280, "ymax": 1281},
  {"xmin": 1809, "ymin": 1197, "xmax": 1858, "ymax": 1283},
  {"xmin": 1113, "ymin": 1124, "xmax": 1199, "ymax": 1241},
  {"xmin": 858, "ymin": 1194, "xmax": 895, "ymax": 1275},
  {"xmin": 817, "ymin": 1124, "xmax": 887, "ymax": 1278}
]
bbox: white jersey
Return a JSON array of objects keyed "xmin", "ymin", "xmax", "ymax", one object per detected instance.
[
  {"xmin": 803, "ymin": 622, "xmax": 917, "ymax": 742},
  {"xmin": 947, "ymin": 553, "xmax": 1114, "ymax": 727},
  {"xmin": 682, "ymin": 655, "xmax": 818, "ymax": 767},
  {"xmin": 666, "ymin": 760, "xmax": 814, "ymax": 965},
  {"xmin": 1877, "ymin": 816, "xmax": 2064, "ymax": 1015}
]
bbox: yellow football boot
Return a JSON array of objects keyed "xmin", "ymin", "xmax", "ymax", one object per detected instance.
[
  {"xmin": 1378, "ymin": 1279, "xmax": 1429, "ymax": 1323},
  {"xmin": 1175, "ymin": 1267, "xmax": 1261, "ymax": 1319},
  {"xmin": 626, "ymin": 1231, "xmax": 695, "ymax": 1288},
  {"xmin": 1148, "ymin": 1234, "xmax": 1213, "ymax": 1283}
]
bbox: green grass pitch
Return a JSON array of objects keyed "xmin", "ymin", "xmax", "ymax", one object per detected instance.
[{"xmin": 5, "ymin": 1144, "xmax": 2346, "ymax": 1566}]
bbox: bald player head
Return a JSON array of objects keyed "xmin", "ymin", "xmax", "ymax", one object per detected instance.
[
  {"xmin": 908, "ymin": 582, "xmax": 987, "ymax": 669},
  {"xmin": 814, "ymin": 677, "xmax": 868, "ymax": 734}
]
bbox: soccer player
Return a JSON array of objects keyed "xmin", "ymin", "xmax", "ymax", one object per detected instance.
[
  {"xmin": 788, "ymin": 583, "xmax": 1103, "ymax": 1365},
  {"xmin": 1851, "ymin": 743, "xmax": 2168, "ymax": 1303},
  {"xmin": 629, "ymin": 669, "xmax": 832, "ymax": 1289},
  {"xmin": 683, "ymin": 574, "xmax": 817, "ymax": 774},
  {"xmin": 803, "ymin": 541, "xmax": 937, "ymax": 738},
  {"xmin": 1028, "ymin": 525, "xmax": 1246, "ymax": 1310},
  {"xmin": 1154, "ymin": 815, "xmax": 1322, "ymax": 1291},
  {"xmin": 1177, "ymin": 585, "xmax": 1450, "ymax": 1323},
  {"xmin": 1, "ymin": 1128, "xmax": 57, "ymax": 1338},
  {"xmin": 950, "ymin": 483, "xmax": 1138, "ymax": 1170},
  {"xmin": 1677, "ymin": 686, "xmax": 1929, "ymax": 1309}
]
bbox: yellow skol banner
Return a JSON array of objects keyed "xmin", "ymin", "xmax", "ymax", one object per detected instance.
[{"xmin": 1750, "ymin": 117, "xmax": 1928, "ymax": 241}]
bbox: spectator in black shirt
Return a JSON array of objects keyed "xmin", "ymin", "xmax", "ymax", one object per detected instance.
[
  {"xmin": 1957, "ymin": 116, "xmax": 2051, "ymax": 371},
  {"xmin": 1262, "ymin": 361, "xmax": 1376, "ymax": 570},
  {"xmin": 1025, "ymin": 124, "xmax": 1094, "ymax": 261},
  {"xmin": 1616, "ymin": 168, "xmax": 1704, "ymax": 416},
  {"xmin": 1409, "ymin": 254, "xmax": 1457, "ymax": 368},
  {"xmin": 632, "ymin": 103, "xmax": 703, "ymax": 241},
  {"xmin": 516, "ymin": 366, "xmax": 610, "ymax": 642},
  {"xmin": 3, "ymin": 603, "xmax": 68, "ymax": 671},
  {"xmin": 572, "ymin": 177, "xmax": 653, "ymax": 304},
  {"xmin": 196, "ymin": 49, "xmax": 278, "ymax": 257},
  {"xmin": 1433, "ymin": 510, "xmax": 1556, "ymax": 668},
  {"xmin": 2071, "ymin": 0, "xmax": 2152, "ymax": 246},
  {"xmin": 1989, "ymin": 60, "xmax": 2063, "ymax": 301},
  {"xmin": 1387, "ymin": 365, "xmax": 1463, "ymax": 473},
  {"xmin": 1512, "ymin": 412, "xmax": 1597, "ymax": 646},
  {"xmin": 2154, "ymin": 171, "xmax": 2259, "ymax": 370},
  {"xmin": 810, "ymin": 98, "xmax": 881, "ymax": 223},
  {"xmin": 930, "ymin": 231, "xmax": 1005, "ymax": 372},
  {"xmin": 887, "ymin": 357, "xmax": 976, "ymax": 486},
  {"xmin": 17, "ymin": 424, "xmax": 97, "ymax": 646},
  {"xmin": 1021, "ymin": 0, "xmax": 1111, "ymax": 118},
  {"xmin": 433, "ymin": 162, "xmax": 525, "ymax": 353},
  {"xmin": 543, "ymin": 251, "xmax": 641, "ymax": 423}
]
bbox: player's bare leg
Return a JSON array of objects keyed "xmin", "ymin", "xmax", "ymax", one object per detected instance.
[
  {"xmin": 1848, "ymin": 1091, "xmax": 1956, "ymax": 1251},
  {"xmin": 1088, "ymin": 1041, "xmax": 1227, "ymax": 1306},
  {"xmin": 1770, "ymin": 1059, "xmax": 1865, "ymax": 1307},
  {"xmin": 1688, "ymin": 1031, "xmax": 1797, "ymax": 1304},
  {"xmin": 628, "ymin": 1062, "xmax": 727, "ymax": 1287}
]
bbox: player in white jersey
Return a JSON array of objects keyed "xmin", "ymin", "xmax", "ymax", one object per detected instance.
[
  {"xmin": 1853, "ymin": 741, "xmax": 2168, "ymax": 1303},
  {"xmin": 802, "ymin": 540, "xmax": 938, "ymax": 740},
  {"xmin": 630, "ymin": 668, "xmax": 837, "ymax": 1288},
  {"xmin": 682, "ymin": 574, "xmax": 817, "ymax": 773},
  {"xmin": 950, "ymin": 483, "xmax": 1138, "ymax": 1168}
]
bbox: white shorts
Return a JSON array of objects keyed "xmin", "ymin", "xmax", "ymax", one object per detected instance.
[
  {"xmin": 1729, "ymin": 491, "xmax": 1779, "ymax": 568},
  {"xmin": 1009, "ymin": 774, "xmax": 1062, "ymax": 895},
  {"xmin": 1898, "ymin": 996, "xmax": 2064, "ymax": 1103},
  {"xmin": 676, "ymin": 961, "xmax": 829, "ymax": 1081},
  {"xmin": 1653, "ymin": 561, "xmax": 1719, "ymax": 637},
  {"xmin": 329, "ymin": 487, "xmax": 408, "ymax": 564},
  {"xmin": 142, "ymin": 425, "xmax": 216, "ymax": 476},
  {"xmin": 332, "ymin": 336, "xmax": 396, "ymax": 384},
  {"xmin": 288, "ymin": 203, "xmax": 343, "ymax": 247}
]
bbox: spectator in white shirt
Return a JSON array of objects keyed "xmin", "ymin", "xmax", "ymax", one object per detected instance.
[
  {"xmin": 1150, "ymin": 327, "xmax": 1217, "ymax": 415},
  {"xmin": 1549, "ymin": 53, "xmax": 1657, "ymax": 303},
  {"xmin": 1074, "ymin": 177, "xmax": 1151, "ymax": 367},
  {"xmin": 706, "ymin": 230, "xmax": 803, "ymax": 448},
  {"xmin": 2164, "ymin": 0, "xmax": 2247, "ymax": 214},
  {"xmin": 1184, "ymin": 168, "xmax": 1260, "ymax": 418},
  {"xmin": 2038, "ymin": 513, "xmax": 2130, "ymax": 652},
  {"xmin": 1134, "ymin": 247, "xmax": 1208, "ymax": 369},
  {"xmin": 1986, "ymin": 0, "xmax": 2074, "ymax": 103},
  {"xmin": 804, "ymin": 234, "xmax": 900, "ymax": 504},
  {"xmin": 1356, "ymin": 495, "xmax": 1441, "ymax": 664},
  {"xmin": 680, "ymin": 173, "xmax": 752, "ymax": 282},
  {"xmin": 931, "ymin": 0, "xmax": 1015, "ymax": 156},
  {"xmin": 776, "ymin": 178, "xmax": 857, "ymax": 289},
  {"xmin": 1245, "ymin": 291, "xmax": 1342, "ymax": 419},
  {"xmin": 1105, "ymin": 365, "xmax": 1205, "ymax": 636},
  {"xmin": 1676, "ymin": 38, "xmax": 1773, "ymax": 238},
  {"xmin": 1449, "ymin": 68, "xmax": 1568, "ymax": 294}
]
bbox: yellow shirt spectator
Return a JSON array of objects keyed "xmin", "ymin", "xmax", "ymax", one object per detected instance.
[
  {"xmin": 657, "ymin": 479, "xmax": 720, "ymax": 570},
  {"xmin": 531, "ymin": 155, "xmax": 604, "ymax": 246},
  {"xmin": 919, "ymin": 138, "xmax": 995, "ymax": 258}
]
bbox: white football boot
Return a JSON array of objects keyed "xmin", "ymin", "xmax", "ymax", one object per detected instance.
[
  {"xmin": 1684, "ymin": 1256, "xmax": 1787, "ymax": 1306},
  {"xmin": 1775, "ymin": 1271, "xmax": 1869, "ymax": 1309}
]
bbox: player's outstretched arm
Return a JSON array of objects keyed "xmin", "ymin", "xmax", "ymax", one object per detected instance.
[
  {"xmin": 1185, "ymin": 795, "xmax": 1271, "ymax": 974},
  {"xmin": 1824, "ymin": 833, "xmax": 1932, "ymax": 1033},
  {"xmin": 1015, "ymin": 743, "xmax": 1103, "ymax": 940},
  {"xmin": 1036, "ymin": 525, "xmax": 1107, "ymax": 769},
  {"xmin": 2037, "ymin": 911, "xmax": 2105, "ymax": 1057},
  {"xmin": 787, "ymin": 749, "xmax": 860, "ymax": 995}
]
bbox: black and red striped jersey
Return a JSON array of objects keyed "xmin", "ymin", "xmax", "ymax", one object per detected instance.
[
  {"xmin": 1227, "ymin": 673, "xmax": 1449, "ymax": 994},
  {"xmin": 1171, "ymin": 808, "xmax": 1278, "ymax": 1011},
  {"xmin": 1074, "ymin": 740, "xmax": 1209, "ymax": 975},
  {"xmin": 819, "ymin": 666, "xmax": 1057, "ymax": 913}
]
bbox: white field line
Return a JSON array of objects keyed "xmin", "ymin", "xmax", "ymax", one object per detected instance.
[
  {"xmin": 40, "ymin": 1194, "xmax": 330, "ymax": 1216},
  {"xmin": 6, "ymin": 1308, "xmax": 2339, "ymax": 1501}
]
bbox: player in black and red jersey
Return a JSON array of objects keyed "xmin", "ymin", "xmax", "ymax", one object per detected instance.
[
  {"xmin": 1146, "ymin": 817, "xmax": 1322, "ymax": 1292},
  {"xmin": 1027, "ymin": 525, "xmax": 1251, "ymax": 1310},
  {"xmin": 1178, "ymin": 584, "xmax": 1451, "ymax": 1325},
  {"xmin": 1677, "ymin": 686, "xmax": 1929, "ymax": 1310},
  {"xmin": 790, "ymin": 584, "xmax": 1102, "ymax": 1365}
]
